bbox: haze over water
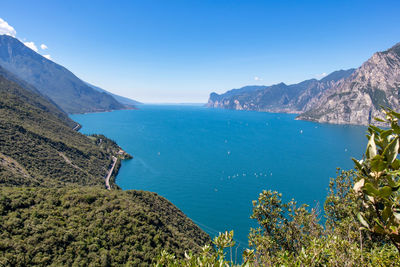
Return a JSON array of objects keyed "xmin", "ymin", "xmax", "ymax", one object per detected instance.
[{"xmin": 72, "ymin": 105, "xmax": 366, "ymax": 248}]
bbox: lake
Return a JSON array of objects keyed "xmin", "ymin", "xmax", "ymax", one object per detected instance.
[{"xmin": 71, "ymin": 104, "xmax": 366, "ymax": 252}]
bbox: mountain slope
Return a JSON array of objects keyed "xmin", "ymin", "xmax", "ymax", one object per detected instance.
[
  {"xmin": 86, "ymin": 82, "xmax": 142, "ymax": 106},
  {"xmin": 0, "ymin": 65, "xmax": 77, "ymax": 128},
  {"xmin": 0, "ymin": 68, "xmax": 127, "ymax": 186},
  {"xmin": 207, "ymin": 69, "xmax": 355, "ymax": 113},
  {"xmin": 297, "ymin": 43, "xmax": 400, "ymax": 125},
  {"xmin": 0, "ymin": 34, "xmax": 127, "ymax": 113},
  {"xmin": 0, "ymin": 187, "xmax": 210, "ymax": 266}
]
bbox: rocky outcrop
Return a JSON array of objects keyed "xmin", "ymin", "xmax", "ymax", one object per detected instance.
[
  {"xmin": 207, "ymin": 69, "xmax": 354, "ymax": 114},
  {"xmin": 297, "ymin": 43, "xmax": 400, "ymax": 125}
]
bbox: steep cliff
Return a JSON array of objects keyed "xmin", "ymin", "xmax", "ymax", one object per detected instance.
[{"xmin": 297, "ymin": 43, "xmax": 400, "ymax": 125}]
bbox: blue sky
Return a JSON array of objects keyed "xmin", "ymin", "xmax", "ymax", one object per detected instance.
[{"xmin": 1, "ymin": 0, "xmax": 400, "ymax": 103}]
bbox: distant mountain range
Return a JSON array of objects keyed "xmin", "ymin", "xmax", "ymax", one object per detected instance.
[
  {"xmin": 208, "ymin": 42, "xmax": 400, "ymax": 125},
  {"xmin": 85, "ymin": 82, "xmax": 142, "ymax": 106},
  {"xmin": 0, "ymin": 35, "xmax": 139, "ymax": 113},
  {"xmin": 207, "ymin": 69, "xmax": 355, "ymax": 114}
]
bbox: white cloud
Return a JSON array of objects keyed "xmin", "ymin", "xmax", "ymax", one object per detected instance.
[
  {"xmin": 316, "ymin": 72, "xmax": 327, "ymax": 79},
  {"xmin": 0, "ymin": 18, "xmax": 16, "ymax": 37},
  {"xmin": 23, "ymin": 41, "xmax": 38, "ymax": 52},
  {"xmin": 254, "ymin": 76, "xmax": 263, "ymax": 81},
  {"xmin": 0, "ymin": 18, "xmax": 53, "ymax": 59}
]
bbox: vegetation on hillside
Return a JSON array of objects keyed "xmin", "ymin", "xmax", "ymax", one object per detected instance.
[
  {"xmin": 157, "ymin": 109, "xmax": 400, "ymax": 266},
  {"xmin": 0, "ymin": 73, "xmax": 129, "ymax": 187},
  {"xmin": 0, "ymin": 66, "xmax": 76, "ymax": 128},
  {"xmin": 0, "ymin": 186, "xmax": 210, "ymax": 266}
]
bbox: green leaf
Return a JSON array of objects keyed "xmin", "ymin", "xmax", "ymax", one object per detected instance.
[
  {"xmin": 363, "ymin": 183, "xmax": 379, "ymax": 197},
  {"xmin": 390, "ymin": 109, "xmax": 400, "ymax": 120},
  {"xmin": 357, "ymin": 213, "xmax": 370, "ymax": 228},
  {"xmin": 391, "ymin": 159, "xmax": 400, "ymax": 170},
  {"xmin": 377, "ymin": 186, "xmax": 392, "ymax": 198},
  {"xmin": 369, "ymin": 126, "xmax": 383, "ymax": 134},
  {"xmin": 382, "ymin": 205, "xmax": 392, "ymax": 222},
  {"xmin": 381, "ymin": 129, "xmax": 393, "ymax": 140},
  {"xmin": 387, "ymin": 176, "xmax": 400, "ymax": 191},
  {"xmin": 383, "ymin": 137, "xmax": 399, "ymax": 164},
  {"xmin": 374, "ymin": 117, "xmax": 386, "ymax": 123},
  {"xmin": 370, "ymin": 155, "xmax": 387, "ymax": 172},
  {"xmin": 374, "ymin": 218, "xmax": 386, "ymax": 229},
  {"xmin": 352, "ymin": 158, "xmax": 363, "ymax": 170},
  {"xmin": 391, "ymin": 122, "xmax": 400, "ymax": 135}
]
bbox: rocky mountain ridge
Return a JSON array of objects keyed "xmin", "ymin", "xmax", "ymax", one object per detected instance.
[
  {"xmin": 298, "ymin": 43, "xmax": 400, "ymax": 125},
  {"xmin": 207, "ymin": 69, "xmax": 355, "ymax": 114}
]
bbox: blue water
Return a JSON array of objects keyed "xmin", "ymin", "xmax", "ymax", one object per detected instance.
[{"xmin": 71, "ymin": 105, "xmax": 366, "ymax": 251}]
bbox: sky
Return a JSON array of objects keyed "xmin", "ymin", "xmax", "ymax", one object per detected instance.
[{"xmin": 1, "ymin": 0, "xmax": 400, "ymax": 103}]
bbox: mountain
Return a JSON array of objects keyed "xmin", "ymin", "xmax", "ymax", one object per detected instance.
[
  {"xmin": 209, "ymin": 42, "xmax": 400, "ymax": 126},
  {"xmin": 0, "ymin": 65, "xmax": 127, "ymax": 186},
  {"xmin": 0, "ymin": 66, "xmax": 210, "ymax": 265},
  {"xmin": 0, "ymin": 34, "xmax": 128, "ymax": 113},
  {"xmin": 0, "ymin": 65, "xmax": 77, "ymax": 128},
  {"xmin": 207, "ymin": 69, "xmax": 355, "ymax": 114},
  {"xmin": 297, "ymin": 43, "xmax": 400, "ymax": 125},
  {"xmin": 85, "ymin": 82, "xmax": 142, "ymax": 106}
]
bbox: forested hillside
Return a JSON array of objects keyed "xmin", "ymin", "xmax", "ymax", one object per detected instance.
[
  {"xmin": 0, "ymin": 66, "xmax": 76, "ymax": 128},
  {"xmin": 0, "ymin": 187, "xmax": 210, "ymax": 266},
  {"xmin": 0, "ymin": 68, "xmax": 124, "ymax": 187}
]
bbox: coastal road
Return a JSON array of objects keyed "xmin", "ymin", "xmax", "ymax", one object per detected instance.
[
  {"xmin": 72, "ymin": 123, "xmax": 80, "ymax": 131},
  {"xmin": 105, "ymin": 156, "xmax": 117, "ymax": 190}
]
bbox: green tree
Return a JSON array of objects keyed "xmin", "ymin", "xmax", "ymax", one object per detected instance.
[
  {"xmin": 155, "ymin": 231, "xmax": 254, "ymax": 266},
  {"xmin": 352, "ymin": 108, "xmax": 400, "ymax": 252},
  {"xmin": 248, "ymin": 190, "xmax": 322, "ymax": 265}
]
